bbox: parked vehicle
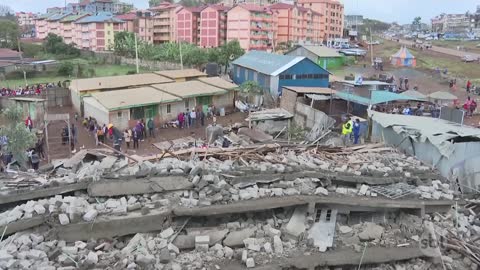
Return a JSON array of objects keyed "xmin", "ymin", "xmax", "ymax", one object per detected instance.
[
  {"xmin": 462, "ymin": 55, "xmax": 479, "ymax": 62},
  {"xmin": 339, "ymin": 49, "xmax": 367, "ymax": 56}
]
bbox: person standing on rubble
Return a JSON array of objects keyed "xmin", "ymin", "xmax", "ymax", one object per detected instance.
[
  {"xmin": 132, "ymin": 127, "xmax": 140, "ymax": 149},
  {"xmin": 147, "ymin": 118, "xmax": 155, "ymax": 138},
  {"xmin": 190, "ymin": 108, "xmax": 197, "ymax": 128},
  {"xmin": 341, "ymin": 118, "xmax": 353, "ymax": 146},
  {"xmin": 107, "ymin": 124, "xmax": 123, "ymax": 152},
  {"xmin": 352, "ymin": 119, "xmax": 361, "ymax": 145}
]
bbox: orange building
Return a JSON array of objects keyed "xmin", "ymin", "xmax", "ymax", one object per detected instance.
[
  {"xmin": 269, "ymin": 3, "xmax": 322, "ymax": 45},
  {"xmin": 226, "ymin": 4, "xmax": 277, "ymax": 51},
  {"xmin": 297, "ymin": 0, "xmax": 344, "ymax": 40}
]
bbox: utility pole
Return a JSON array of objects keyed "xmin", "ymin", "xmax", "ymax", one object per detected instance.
[
  {"xmin": 369, "ymin": 27, "xmax": 374, "ymax": 66},
  {"xmin": 17, "ymin": 38, "xmax": 27, "ymax": 86},
  {"xmin": 134, "ymin": 33, "xmax": 139, "ymax": 74},
  {"xmin": 179, "ymin": 40, "xmax": 184, "ymax": 70}
]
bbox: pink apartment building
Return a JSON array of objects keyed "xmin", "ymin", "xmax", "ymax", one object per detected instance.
[
  {"xmin": 227, "ymin": 4, "xmax": 277, "ymax": 51},
  {"xmin": 60, "ymin": 14, "xmax": 91, "ymax": 44},
  {"xmin": 176, "ymin": 6, "xmax": 203, "ymax": 44},
  {"xmin": 269, "ymin": 3, "xmax": 322, "ymax": 44},
  {"xmin": 199, "ymin": 4, "xmax": 230, "ymax": 48},
  {"xmin": 16, "ymin": 12, "xmax": 36, "ymax": 26},
  {"xmin": 150, "ymin": 3, "xmax": 182, "ymax": 44},
  {"xmin": 135, "ymin": 10, "xmax": 155, "ymax": 44},
  {"xmin": 35, "ymin": 15, "xmax": 50, "ymax": 40},
  {"xmin": 115, "ymin": 12, "xmax": 136, "ymax": 32},
  {"xmin": 297, "ymin": 0, "xmax": 344, "ymax": 39},
  {"xmin": 74, "ymin": 14, "xmax": 125, "ymax": 51}
]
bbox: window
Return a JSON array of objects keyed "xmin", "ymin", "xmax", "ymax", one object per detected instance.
[
  {"xmin": 292, "ymin": 74, "xmax": 297, "ymax": 80},
  {"xmin": 308, "ymin": 74, "xmax": 313, "ymax": 79},
  {"xmin": 314, "ymin": 74, "xmax": 320, "ymax": 79},
  {"xmin": 117, "ymin": 112, "xmax": 123, "ymax": 118},
  {"xmin": 185, "ymin": 100, "xmax": 189, "ymax": 109},
  {"xmin": 244, "ymin": 69, "xmax": 248, "ymax": 78},
  {"xmin": 166, "ymin": 104, "xmax": 171, "ymax": 114},
  {"xmin": 107, "ymin": 31, "xmax": 111, "ymax": 35},
  {"xmin": 236, "ymin": 67, "xmax": 240, "ymax": 77},
  {"xmin": 279, "ymin": 74, "xmax": 285, "ymax": 79}
]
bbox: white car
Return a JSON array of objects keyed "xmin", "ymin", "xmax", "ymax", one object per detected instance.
[{"xmin": 462, "ymin": 55, "xmax": 479, "ymax": 62}]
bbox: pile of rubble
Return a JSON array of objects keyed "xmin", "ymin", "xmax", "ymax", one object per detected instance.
[{"xmin": 0, "ymin": 143, "xmax": 479, "ymax": 270}]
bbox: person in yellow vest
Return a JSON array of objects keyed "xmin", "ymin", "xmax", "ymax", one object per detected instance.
[{"xmin": 342, "ymin": 118, "xmax": 353, "ymax": 146}]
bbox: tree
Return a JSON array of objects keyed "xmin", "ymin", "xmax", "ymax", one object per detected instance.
[
  {"xmin": 238, "ymin": 81, "xmax": 263, "ymax": 104},
  {"xmin": 0, "ymin": 106, "xmax": 36, "ymax": 169},
  {"xmin": 219, "ymin": 40, "xmax": 244, "ymax": 73},
  {"xmin": 0, "ymin": 5, "xmax": 13, "ymax": 16},
  {"xmin": 58, "ymin": 61, "xmax": 74, "ymax": 76},
  {"xmin": 113, "ymin": 31, "xmax": 136, "ymax": 57},
  {"xmin": 179, "ymin": 0, "xmax": 202, "ymax": 7},
  {"xmin": 44, "ymin": 33, "xmax": 80, "ymax": 58},
  {"xmin": 412, "ymin": 17, "xmax": 422, "ymax": 31},
  {"xmin": 0, "ymin": 20, "xmax": 19, "ymax": 48}
]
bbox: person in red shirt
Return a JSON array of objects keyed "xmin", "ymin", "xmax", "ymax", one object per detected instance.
[{"xmin": 25, "ymin": 116, "xmax": 33, "ymax": 132}]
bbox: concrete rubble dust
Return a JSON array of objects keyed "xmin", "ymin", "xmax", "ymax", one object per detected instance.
[{"xmin": 0, "ymin": 143, "xmax": 479, "ymax": 270}]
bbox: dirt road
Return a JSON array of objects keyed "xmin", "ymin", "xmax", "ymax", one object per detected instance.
[{"xmin": 395, "ymin": 39, "xmax": 480, "ymax": 59}]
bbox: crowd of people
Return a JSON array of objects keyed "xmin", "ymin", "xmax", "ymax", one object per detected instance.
[
  {"xmin": 171, "ymin": 106, "xmax": 216, "ymax": 129},
  {"xmin": 0, "ymin": 83, "xmax": 57, "ymax": 97}
]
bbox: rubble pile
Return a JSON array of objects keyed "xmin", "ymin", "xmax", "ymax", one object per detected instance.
[{"xmin": 0, "ymin": 143, "xmax": 478, "ymax": 270}]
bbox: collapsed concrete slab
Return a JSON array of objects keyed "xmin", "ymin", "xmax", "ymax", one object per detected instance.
[
  {"xmin": 174, "ymin": 195, "xmax": 454, "ymax": 217},
  {"xmin": 55, "ymin": 208, "xmax": 169, "ymax": 241},
  {"xmin": 0, "ymin": 216, "xmax": 45, "ymax": 236},
  {"xmin": 221, "ymin": 247, "xmax": 433, "ymax": 270},
  {"xmin": 0, "ymin": 182, "xmax": 90, "ymax": 206},
  {"xmin": 87, "ymin": 176, "xmax": 193, "ymax": 197}
]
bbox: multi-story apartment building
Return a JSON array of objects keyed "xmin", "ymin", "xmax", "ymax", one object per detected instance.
[
  {"xmin": 74, "ymin": 13, "xmax": 124, "ymax": 51},
  {"xmin": 297, "ymin": 0, "xmax": 344, "ymax": 40},
  {"xmin": 227, "ymin": 4, "xmax": 277, "ymax": 51},
  {"xmin": 46, "ymin": 13, "xmax": 72, "ymax": 37},
  {"xmin": 16, "ymin": 12, "xmax": 36, "ymax": 26},
  {"xmin": 35, "ymin": 14, "xmax": 52, "ymax": 40},
  {"xmin": 269, "ymin": 3, "xmax": 322, "ymax": 45},
  {"xmin": 222, "ymin": 0, "xmax": 275, "ymax": 7},
  {"xmin": 431, "ymin": 13, "xmax": 471, "ymax": 33},
  {"xmin": 60, "ymin": 14, "xmax": 91, "ymax": 44},
  {"xmin": 135, "ymin": 10, "xmax": 155, "ymax": 43},
  {"xmin": 115, "ymin": 12, "xmax": 136, "ymax": 32},
  {"xmin": 150, "ymin": 2, "xmax": 182, "ymax": 44},
  {"xmin": 199, "ymin": 4, "xmax": 230, "ymax": 48},
  {"xmin": 176, "ymin": 6, "xmax": 203, "ymax": 44}
]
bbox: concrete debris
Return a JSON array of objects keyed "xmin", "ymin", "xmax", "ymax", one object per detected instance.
[{"xmin": 0, "ymin": 143, "xmax": 474, "ymax": 270}]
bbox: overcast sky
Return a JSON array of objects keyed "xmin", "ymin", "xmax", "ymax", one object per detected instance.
[{"xmin": 2, "ymin": 0, "xmax": 479, "ymax": 24}]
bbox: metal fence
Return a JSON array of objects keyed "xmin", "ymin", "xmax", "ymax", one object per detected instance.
[{"xmin": 440, "ymin": 106, "xmax": 465, "ymax": 125}]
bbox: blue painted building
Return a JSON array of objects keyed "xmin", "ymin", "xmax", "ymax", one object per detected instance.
[{"xmin": 231, "ymin": 51, "xmax": 331, "ymax": 97}]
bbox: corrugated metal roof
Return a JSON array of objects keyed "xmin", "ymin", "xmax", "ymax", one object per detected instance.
[
  {"xmin": 70, "ymin": 73, "xmax": 173, "ymax": 92},
  {"xmin": 198, "ymin": 77, "xmax": 237, "ymax": 90},
  {"xmin": 151, "ymin": 81, "xmax": 227, "ymax": 98},
  {"xmin": 300, "ymin": 45, "xmax": 342, "ymax": 58},
  {"xmin": 370, "ymin": 110, "xmax": 480, "ymax": 157},
  {"xmin": 91, "ymin": 87, "xmax": 181, "ymax": 111},
  {"xmin": 232, "ymin": 51, "xmax": 306, "ymax": 76},
  {"xmin": 402, "ymin": 90, "xmax": 427, "ymax": 100},
  {"xmin": 155, "ymin": 69, "xmax": 206, "ymax": 79},
  {"xmin": 76, "ymin": 12, "xmax": 124, "ymax": 23},
  {"xmin": 282, "ymin": 86, "xmax": 336, "ymax": 95},
  {"xmin": 428, "ymin": 91, "xmax": 458, "ymax": 101},
  {"xmin": 335, "ymin": 90, "xmax": 421, "ymax": 105},
  {"xmin": 47, "ymin": 13, "xmax": 71, "ymax": 21},
  {"xmin": 60, "ymin": 13, "xmax": 90, "ymax": 22}
]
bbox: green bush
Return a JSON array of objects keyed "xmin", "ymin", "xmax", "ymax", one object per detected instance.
[{"xmin": 58, "ymin": 62, "xmax": 74, "ymax": 76}]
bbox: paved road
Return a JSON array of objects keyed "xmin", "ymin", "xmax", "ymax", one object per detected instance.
[{"xmin": 395, "ymin": 39, "xmax": 480, "ymax": 59}]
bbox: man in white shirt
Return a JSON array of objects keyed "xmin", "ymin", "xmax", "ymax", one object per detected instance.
[{"xmin": 190, "ymin": 109, "xmax": 197, "ymax": 128}]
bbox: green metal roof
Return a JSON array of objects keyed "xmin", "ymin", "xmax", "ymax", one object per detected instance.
[{"xmin": 61, "ymin": 14, "xmax": 90, "ymax": 22}]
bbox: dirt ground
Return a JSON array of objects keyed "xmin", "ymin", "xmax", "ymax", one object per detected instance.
[{"xmin": 45, "ymin": 106, "xmax": 249, "ymax": 160}]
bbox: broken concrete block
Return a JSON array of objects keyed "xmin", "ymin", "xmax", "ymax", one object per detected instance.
[
  {"xmin": 33, "ymin": 204, "xmax": 46, "ymax": 215},
  {"xmin": 264, "ymin": 242, "xmax": 273, "ymax": 253},
  {"xmin": 59, "ymin": 214, "xmax": 70, "ymax": 225},
  {"xmin": 82, "ymin": 209, "xmax": 98, "ymax": 222},
  {"xmin": 243, "ymin": 238, "xmax": 261, "ymax": 251},
  {"xmin": 195, "ymin": 235, "xmax": 210, "ymax": 245},
  {"xmin": 167, "ymin": 243, "xmax": 180, "ymax": 254},
  {"xmin": 196, "ymin": 244, "xmax": 209, "ymax": 252},
  {"xmin": 285, "ymin": 206, "xmax": 307, "ymax": 240},
  {"xmin": 339, "ymin": 225, "xmax": 353, "ymax": 234},
  {"xmin": 160, "ymin": 227, "xmax": 175, "ymax": 239},
  {"xmin": 358, "ymin": 185, "xmax": 369, "ymax": 196},
  {"xmin": 136, "ymin": 253, "xmax": 155, "ymax": 266},
  {"xmin": 224, "ymin": 246, "xmax": 234, "ymax": 259},
  {"xmin": 358, "ymin": 223, "xmax": 384, "ymax": 241},
  {"xmin": 314, "ymin": 187, "xmax": 329, "ymax": 196},
  {"xmin": 159, "ymin": 249, "xmax": 171, "ymax": 263},
  {"xmin": 267, "ymin": 227, "xmax": 281, "ymax": 238},
  {"xmin": 0, "ymin": 250, "xmax": 14, "ymax": 261},
  {"xmin": 273, "ymin": 236, "xmax": 283, "ymax": 254},
  {"xmin": 241, "ymin": 250, "xmax": 248, "ymax": 262},
  {"xmin": 85, "ymin": 251, "xmax": 98, "ymax": 265},
  {"xmin": 223, "ymin": 228, "xmax": 255, "ymax": 247},
  {"xmin": 246, "ymin": 258, "xmax": 255, "ymax": 268}
]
